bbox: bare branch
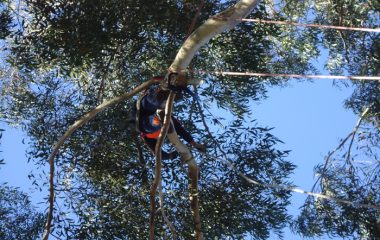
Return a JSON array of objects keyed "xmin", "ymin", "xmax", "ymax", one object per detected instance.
[
  {"xmin": 346, "ymin": 106, "xmax": 372, "ymax": 165},
  {"xmin": 156, "ymin": 2, "xmax": 262, "ymax": 238},
  {"xmin": 42, "ymin": 78, "xmax": 159, "ymax": 240},
  {"xmin": 194, "ymin": 88, "xmax": 227, "ymax": 158},
  {"xmin": 187, "ymin": 158, "xmax": 202, "ymax": 239},
  {"xmin": 200, "ymin": 150, "xmax": 380, "ymax": 210}
]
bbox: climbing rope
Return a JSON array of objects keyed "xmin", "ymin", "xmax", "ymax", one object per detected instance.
[
  {"xmin": 190, "ymin": 70, "xmax": 380, "ymax": 81},
  {"xmin": 212, "ymin": 16, "xmax": 380, "ymax": 33},
  {"xmin": 241, "ymin": 18, "xmax": 380, "ymax": 33}
]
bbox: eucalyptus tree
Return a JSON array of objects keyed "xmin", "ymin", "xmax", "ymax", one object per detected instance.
[
  {"xmin": 2, "ymin": 0, "xmax": 297, "ymax": 239},
  {"xmin": 1, "ymin": 0, "xmax": 379, "ymax": 239}
]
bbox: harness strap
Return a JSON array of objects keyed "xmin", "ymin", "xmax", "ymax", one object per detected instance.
[
  {"xmin": 141, "ymin": 129, "xmax": 161, "ymax": 139},
  {"xmin": 135, "ymin": 89, "xmax": 149, "ymax": 133}
]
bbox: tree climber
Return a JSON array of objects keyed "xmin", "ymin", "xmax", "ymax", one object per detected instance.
[{"xmin": 130, "ymin": 75, "xmax": 206, "ymax": 160}]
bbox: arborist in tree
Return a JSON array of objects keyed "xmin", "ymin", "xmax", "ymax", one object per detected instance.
[{"xmin": 128, "ymin": 75, "xmax": 206, "ymax": 160}]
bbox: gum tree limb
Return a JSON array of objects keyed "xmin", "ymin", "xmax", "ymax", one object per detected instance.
[{"xmin": 42, "ymin": 78, "xmax": 159, "ymax": 240}]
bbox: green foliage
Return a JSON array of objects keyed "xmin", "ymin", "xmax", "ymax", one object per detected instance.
[
  {"xmin": 0, "ymin": 0, "xmax": 379, "ymax": 239},
  {"xmin": 280, "ymin": 0, "xmax": 380, "ymax": 120},
  {"xmin": 0, "ymin": 184, "xmax": 45, "ymax": 240},
  {"xmin": 293, "ymin": 108, "xmax": 380, "ymax": 239},
  {"xmin": 0, "ymin": 0, "xmax": 12, "ymax": 39},
  {"xmin": 346, "ymin": 81, "xmax": 380, "ymax": 124},
  {"xmin": 0, "ymin": 57, "xmax": 294, "ymax": 238},
  {"xmin": 278, "ymin": 1, "xmax": 380, "ymax": 238},
  {"xmin": 294, "ymin": 160, "xmax": 380, "ymax": 239}
]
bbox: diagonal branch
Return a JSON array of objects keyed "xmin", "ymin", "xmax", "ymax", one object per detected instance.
[
  {"xmin": 345, "ymin": 105, "xmax": 372, "ymax": 166},
  {"xmin": 42, "ymin": 78, "xmax": 159, "ymax": 240}
]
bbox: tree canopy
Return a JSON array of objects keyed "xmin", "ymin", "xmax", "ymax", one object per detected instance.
[
  {"xmin": 0, "ymin": 184, "xmax": 45, "ymax": 240},
  {"xmin": 0, "ymin": 0, "xmax": 379, "ymax": 239}
]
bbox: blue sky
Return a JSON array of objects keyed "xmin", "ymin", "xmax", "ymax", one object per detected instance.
[
  {"xmin": 253, "ymin": 80, "xmax": 357, "ymax": 239},
  {"xmin": 0, "ymin": 1, "xmax": 374, "ymax": 238},
  {"xmin": 0, "ymin": 77, "xmax": 358, "ymax": 239}
]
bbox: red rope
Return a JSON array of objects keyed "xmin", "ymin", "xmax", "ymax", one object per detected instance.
[{"xmin": 191, "ymin": 70, "xmax": 380, "ymax": 81}]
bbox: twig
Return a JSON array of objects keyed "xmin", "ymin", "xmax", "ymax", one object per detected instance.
[
  {"xmin": 185, "ymin": 0, "xmax": 205, "ymax": 40},
  {"xmin": 158, "ymin": 181, "xmax": 177, "ymax": 239},
  {"xmin": 6, "ymin": 0, "xmax": 24, "ymax": 31},
  {"xmin": 311, "ymin": 105, "xmax": 372, "ymax": 193},
  {"xmin": 97, "ymin": 48, "xmax": 120, "ymax": 102},
  {"xmin": 42, "ymin": 78, "xmax": 159, "ymax": 240},
  {"xmin": 194, "ymin": 87, "xmax": 227, "ymax": 157},
  {"xmin": 337, "ymin": 30, "xmax": 351, "ymax": 66},
  {"xmin": 310, "ymin": 131, "xmax": 353, "ymax": 192},
  {"xmin": 149, "ymin": 91, "xmax": 176, "ymax": 240},
  {"xmin": 346, "ymin": 106, "xmax": 372, "ymax": 165}
]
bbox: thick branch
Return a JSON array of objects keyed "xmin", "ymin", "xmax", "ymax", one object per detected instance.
[
  {"xmin": 42, "ymin": 78, "xmax": 158, "ymax": 240},
  {"xmin": 170, "ymin": 0, "xmax": 261, "ymax": 71},
  {"xmin": 165, "ymin": 126, "xmax": 203, "ymax": 239}
]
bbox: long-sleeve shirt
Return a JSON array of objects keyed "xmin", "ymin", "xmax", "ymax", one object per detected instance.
[{"xmin": 137, "ymin": 84, "xmax": 194, "ymax": 158}]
